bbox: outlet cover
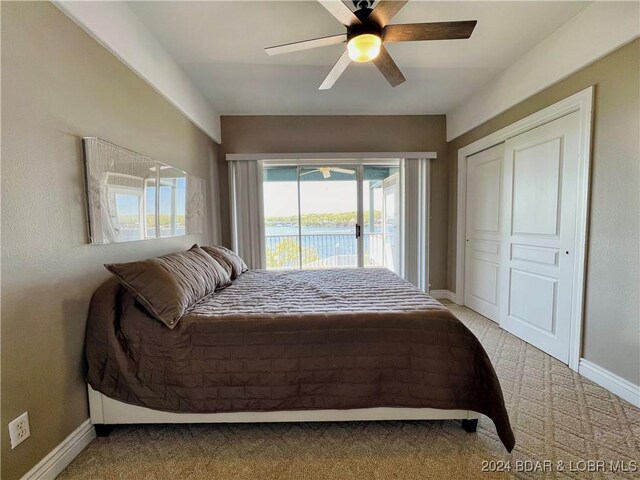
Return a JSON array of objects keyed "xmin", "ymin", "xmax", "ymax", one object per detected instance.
[{"xmin": 8, "ymin": 412, "xmax": 30, "ymax": 449}]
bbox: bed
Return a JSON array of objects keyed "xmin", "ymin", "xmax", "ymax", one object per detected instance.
[{"xmin": 86, "ymin": 267, "xmax": 514, "ymax": 451}]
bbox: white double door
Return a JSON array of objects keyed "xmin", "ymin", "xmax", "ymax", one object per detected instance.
[{"xmin": 464, "ymin": 111, "xmax": 581, "ymax": 363}]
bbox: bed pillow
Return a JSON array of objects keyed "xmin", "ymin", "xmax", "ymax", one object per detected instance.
[
  {"xmin": 197, "ymin": 245, "xmax": 233, "ymax": 277},
  {"xmin": 188, "ymin": 244, "xmax": 233, "ymax": 291},
  {"xmin": 105, "ymin": 245, "xmax": 229, "ymax": 329},
  {"xmin": 199, "ymin": 245, "xmax": 249, "ymax": 279},
  {"xmin": 196, "ymin": 246, "xmax": 233, "ymax": 290}
]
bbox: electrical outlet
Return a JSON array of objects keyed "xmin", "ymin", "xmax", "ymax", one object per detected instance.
[{"xmin": 8, "ymin": 412, "xmax": 30, "ymax": 449}]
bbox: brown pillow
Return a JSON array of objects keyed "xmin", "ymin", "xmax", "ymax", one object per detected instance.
[
  {"xmin": 199, "ymin": 245, "xmax": 248, "ymax": 280},
  {"xmin": 189, "ymin": 244, "xmax": 233, "ymax": 291},
  {"xmin": 105, "ymin": 245, "xmax": 230, "ymax": 329},
  {"xmin": 198, "ymin": 245, "xmax": 233, "ymax": 277}
]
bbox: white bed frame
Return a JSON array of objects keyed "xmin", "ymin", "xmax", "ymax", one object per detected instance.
[{"xmin": 88, "ymin": 386, "xmax": 480, "ymax": 428}]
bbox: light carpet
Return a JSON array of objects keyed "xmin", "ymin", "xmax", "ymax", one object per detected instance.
[{"xmin": 60, "ymin": 303, "xmax": 640, "ymax": 479}]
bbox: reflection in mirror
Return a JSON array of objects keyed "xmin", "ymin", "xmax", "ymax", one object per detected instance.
[
  {"xmin": 158, "ymin": 166, "xmax": 187, "ymax": 237},
  {"xmin": 83, "ymin": 137, "xmax": 206, "ymax": 244},
  {"xmin": 145, "ymin": 176, "xmax": 157, "ymax": 238}
]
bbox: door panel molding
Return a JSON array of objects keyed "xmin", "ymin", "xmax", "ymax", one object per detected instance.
[
  {"xmin": 508, "ymin": 269, "xmax": 558, "ymax": 334},
  {"xmin": 456, "ymin": 86, "xmax": 593, "ymax": 372},
  {"xmin": 511, "ymin": 138, "xmax": 563, "ymax": 237},
  {"xmin": 469, "ymin": 259, "xmax": 499, "ymax": 305},
  {"xmin": 473, "ymin": 240, "xmax": 500, "ymax": 255},
  {"xmin": 511, "ymin": 245, "xmax": 559, "ymax": 266}
]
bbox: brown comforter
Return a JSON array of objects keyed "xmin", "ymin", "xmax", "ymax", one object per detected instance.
[{"xmin": 86, "ymin": 268, "xmax": 515, "ymax": 451}]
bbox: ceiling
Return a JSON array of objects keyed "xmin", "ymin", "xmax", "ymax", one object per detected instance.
[{"xmin": 128, "ymin": 1, "xmax": 590, "ymax": 116}]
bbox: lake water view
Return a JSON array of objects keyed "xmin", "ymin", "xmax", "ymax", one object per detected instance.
[{"xmin": 265, "ymin": 224, "xmax": 388, "ymax": 269}]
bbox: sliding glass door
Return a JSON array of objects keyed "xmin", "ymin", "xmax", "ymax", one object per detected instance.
[
  {"xmin": 299, "ymin": 166, "xmax": 359, "ymax": 268},
  {"xmin": 363, "ymin": 165, "xmax": 401, "ymax": 272},
  {"xmin": 263, "ymin": 166, "xmax": 300, "ymax": 269},
  {"xmin": 263, "ymin": 162, "xmax": 401, "ymax": 273}
]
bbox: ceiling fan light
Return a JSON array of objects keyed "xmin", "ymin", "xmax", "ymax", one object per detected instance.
[{"xmin": 347, "ymin": 34, "xmax": 381, "ymax": 63}]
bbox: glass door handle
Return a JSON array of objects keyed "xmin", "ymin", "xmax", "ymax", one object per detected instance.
[{"xmin": 355, "ymin": 224, "xmax": 361, "ymax": 239}]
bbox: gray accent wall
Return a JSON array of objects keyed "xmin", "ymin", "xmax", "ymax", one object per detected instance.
[
  {"xmin": 447, "ymin": 39, "xmax": 640, "ymax": 386},
  {"xmin": 1, "ymin": 3, "xmax": 217, "ymax": 479}
]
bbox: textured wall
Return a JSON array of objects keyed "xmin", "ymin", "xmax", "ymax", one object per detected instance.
[
  {"xmin": 1, "ymin": 3, "xmax": 217, "ymax": 479},
  {"xmin": 447, "ymin": 39, "xmax": 640, "ymax": 385},
  {"xmin": 218, "ymin": 115, "xmax": 449, "ymax": 289}
]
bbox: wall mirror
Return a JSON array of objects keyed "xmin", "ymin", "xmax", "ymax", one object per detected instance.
[{"xmin": 83, "ymin": 137, "xmax": 206, "ymax": 244}]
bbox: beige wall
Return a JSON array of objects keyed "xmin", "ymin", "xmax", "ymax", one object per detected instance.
[
  {"xmin": 1, "ymin": 3, "xmax": 217, "ymax": 479},
  {"xmin": 447, "ymin": 39, "xmax": 640, "ymax": 385},
  {"xmin": 218, "ymin": 115, "xmax": 449, "ymax": 289}
]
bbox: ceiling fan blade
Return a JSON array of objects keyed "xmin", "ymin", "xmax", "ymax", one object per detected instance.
[
  {"xmin": 300, "ymin": 169, "xmax": 321, "ymax": 176},
  {"xmin": 382, "ymin": 21, "xmax": 477, "ymax": 42},
  {"xmin": 373, "ymin": 45, "xmax": 406, "ymax": 87},
  {"xmin": 317, "ymin": 0, "xmax": 361, "ymax": 26},
  {"xmin": 369, "ymin": 0, "xmax": 409, "ymax": 27},
  {"xmin": 319, "ymin": 49, "xmax": 351, "ymax": 90},
  {"xmin": 330, "ymin": 167, "xmax": 356, "ymax": 174},
  {"xmin": 265, "ymin": 34, "xmax": 347, "ymax": 56}
]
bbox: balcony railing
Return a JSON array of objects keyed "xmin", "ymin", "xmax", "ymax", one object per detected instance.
[{"xmin": 265, "ymin": 232, "xmax": 388, "ymax": 269}]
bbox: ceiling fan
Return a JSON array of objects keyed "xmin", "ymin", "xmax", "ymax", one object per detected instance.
[
  {"xmin": 300, "ymin": 167, "xmax": 356, "ymax": 178},
  {"xmin": 265, "ymin": 0, "xmax": 477, "ymax": 90}
]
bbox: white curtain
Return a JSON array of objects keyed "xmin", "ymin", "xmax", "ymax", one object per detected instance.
[
  {"xmin": 403, "ymin": 158, "xmax": 430, "ymax": 292},
  {"xmin": 229, "ymin": 160, "xmax": 265, "ymax": 269}
]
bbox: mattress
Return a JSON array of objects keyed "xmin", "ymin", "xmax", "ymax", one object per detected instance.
[{"xmin": 86, "ymin": 268, "xmax": 515, "ymax": 450}]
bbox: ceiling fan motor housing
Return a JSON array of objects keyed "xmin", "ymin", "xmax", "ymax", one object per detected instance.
[
  {"xmin": 352, "ymin": 0, "xmax": 375, "ymax": 11},
  {"xmin": 347, "ymin": 21, "xmax": 382, "ymax": 41}
]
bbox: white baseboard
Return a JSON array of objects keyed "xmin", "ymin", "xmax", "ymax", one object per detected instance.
[
  {"xmin": 579, "ymin": 359, "xmax": 640, "ymax": 408},
  {"xmin": 429, "ymin": 290, "xmax": 457, "ymax": 303},
  {"xmin": 21, "ymin": 419, "xmax": 95, "ymax": 480}
]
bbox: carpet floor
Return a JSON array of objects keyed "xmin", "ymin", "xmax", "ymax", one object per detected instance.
[{"xmin": 60, "ymin": 302, "xmax": 640, "ymax": 479}]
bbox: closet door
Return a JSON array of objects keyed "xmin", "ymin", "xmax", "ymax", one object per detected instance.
[
  {"xmin": 500, "ymin": 111, "xmax": 580, "ymax": 363},
  {"xmin": 464, "ymin": 143, "xmax": 505, "ymax": 322}
]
